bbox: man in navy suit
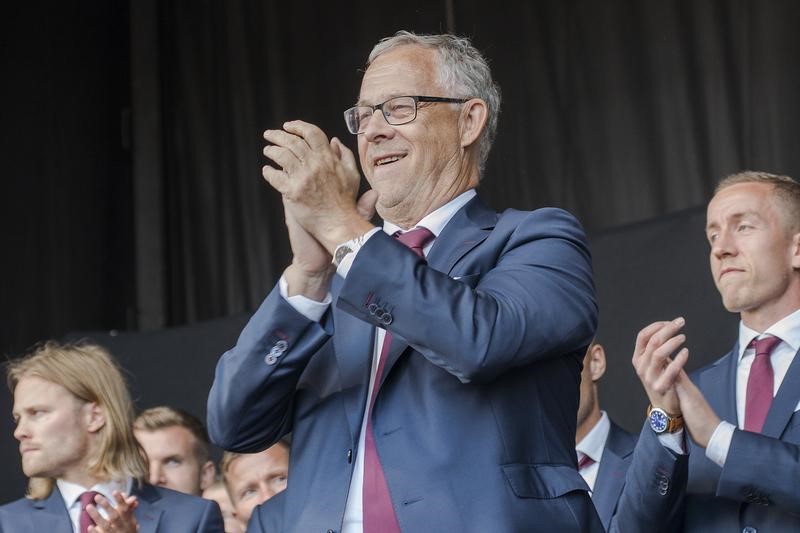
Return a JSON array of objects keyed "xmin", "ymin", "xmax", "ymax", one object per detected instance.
[
  {"xmin": 633, "ymin": 171, "xmax": 800, "ymax": 531},
  {"xmin": 0, "ymin": 341, "xmax": 223, "ymax": 532},
  {"xmin": 576, "ymin": 341, "xmax": 685, "ymax": 532},
  {"xmin": 208, "ymin": 31, "xmax": 601, "ymax": 532}
]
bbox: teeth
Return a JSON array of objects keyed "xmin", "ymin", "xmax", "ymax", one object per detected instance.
[{"xmin": 376, "ymin": 155, "xmax": 401, "ymax": 166}]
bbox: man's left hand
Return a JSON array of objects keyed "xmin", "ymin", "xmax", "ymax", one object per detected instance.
[
  {"xmin": 262, "ymin": 121, "xmax": 374, "ymax": 252},
  {"xmin": 675, "ymin": 370, "xmax": 721, "ymax": 448},
  {"xmin": 87, "ymin": 491, "xmax": 139, "ymax": 533}
]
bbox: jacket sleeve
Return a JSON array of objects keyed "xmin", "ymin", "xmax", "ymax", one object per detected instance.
[
  {"xmin": 336, "ymin": 207, "xmax": 597, "ymax": 383},
  {"xmin": 608, "ymin": 423, "xmax": 688, "ymax": 533},
  {"xmin": 207, "ymin": 284, "xmax": 332, "ymax": 451}
]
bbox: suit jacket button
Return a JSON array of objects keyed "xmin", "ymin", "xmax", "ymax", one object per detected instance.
[
  {"xmin": 380, "ymin": 313, "xmax": 393, "ymax": 325},
  {"xmin": 265, "ymin": 354, "xmax": 278, "ymax": 365},
  {"xmin": 742, "ymin": 527, "xmax": 757, "ymax": 533},
  {"xmin": 368, "ymin": 303, "xmax": 379, "ymax": 314},
  {"xmin": 346, "ymin": 449, "xmax": 353, "ymax": 463}
]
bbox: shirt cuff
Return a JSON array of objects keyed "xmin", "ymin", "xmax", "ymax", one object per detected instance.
[
  {"xmin": 657, "ymin": 428, "xmax": 687, "ymax": 455},
  {"xmin": 333, "ymin": 227, "xmax": 382, "ymax": 278},
  {"xmin": 705, "ymin": 420, "xmax": 735, "ymax": 467},
  {"xmin": 278, "ymin": 275, "xmax": 330, "ymax": 323}
]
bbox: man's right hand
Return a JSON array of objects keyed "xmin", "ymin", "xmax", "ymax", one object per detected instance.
[{"xmin": 632, "ymin": 317, "xmax": 689, "ymax": 415}]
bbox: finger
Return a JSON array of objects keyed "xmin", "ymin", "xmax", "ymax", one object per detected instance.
[
  {"xmin": 647, "ymin": 317, "xmax": 686, "ymax": 350},
  {"xmin": 263, "ymin": 144, "xmax": 301, "ymax": 173},
  {"xmin": 86, "ymin": 504, "xmax": 109, "ymax": 528},
  {"xmin": 283, "ymin": 120, "xmax": 330, "ymax": 151},
  {"xmin": 652, "ymin": 347, "xmax": 688, "ymax": 392},
  {"xmin": 633, "ymin": 321, "xmax": 671, "ymax": 365},
  {"xmin": 356, "ymin": 189, "xmax": 379, "ymax": 221},
  {"xmin": 263, "ymin": 128, "xmax": 312, "ymax": 161},
  {"xmin": 111, "ymin": 490, "xmax": 130, "ymax": 514},
  {"xmin": 331, "ymin": 137, "xmax": 360, "ymax": 175},
  {"xmin": 262, "ymin": 165, "xmax": 291, "ymax": 195},
  {"xmin": 643, "ymin": 333, "xmax": 686, "ymax": 386}
]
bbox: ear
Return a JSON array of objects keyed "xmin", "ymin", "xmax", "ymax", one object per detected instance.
[
  {"xmin": 84, "ymin": 402, "xmax": 106, "ymax": 434},
  {"xmin": 459, "ymin": 98, "xmax": 488, "ymax": 150},
  {"xmin": 588, "ymin": 344, "xmax": 607, "ymax": 382},
  {"xmin": 791, "ymin": 232, "xmax": 800, "ymax": 269},
  {"xmin": 200, "ymin": 460, "xmax": 217, "ymax": 492}
]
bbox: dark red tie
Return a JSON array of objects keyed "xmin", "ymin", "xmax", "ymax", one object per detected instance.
[
  {"xmin": 363, "ymin": 227, "xmax": 434, "ymax": 533},
  {"xmin": 78, "ymin": 491, "xmax": 101, "ymax": 533},
  {"xmin": 577, "ymin": 454, "xmax": 595, "ymax": 471},
  {"xmin": 744, "ymin": 336, "xmax": 781, "ymax": 433}
]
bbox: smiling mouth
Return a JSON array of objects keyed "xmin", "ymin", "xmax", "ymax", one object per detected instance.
[{"xmin": 375, "ymin": 154, "xmax": 405, "ymax": 166}]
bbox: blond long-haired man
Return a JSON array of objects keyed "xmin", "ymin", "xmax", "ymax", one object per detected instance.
[{"xmin": 0, "ymin": 341, "xmax": 223, "ymax": 532}]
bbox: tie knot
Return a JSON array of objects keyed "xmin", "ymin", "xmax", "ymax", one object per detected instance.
[
  {"xmin": 751, "ymin": 336, "xmax": 782, "ymax": 358},
  {"xmin": 79, "ymin": 490, "xmax": 100, "ymax": 508},
  {"xmin": 395, "ymin": 227, "xmax": 435, "ymax": 258}
]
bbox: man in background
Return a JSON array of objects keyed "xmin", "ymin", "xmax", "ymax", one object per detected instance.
[
  {"xmin": 221, "ymin": 440, "xmax": 289, "ymax": 530},
  {"xmin": 0, "ymin": 341, "xmax": 223, "ymax": 532},
  {"xmin": 134, "ymin": 405, "xmax": 216, "ymax": 496},
  {"xmin": 203, "ymin": 479, "xmax": 243, "ymax": 533},
  {"xmin": 576, "ymin": 341, "xmax": 685, "ymax": 532}
]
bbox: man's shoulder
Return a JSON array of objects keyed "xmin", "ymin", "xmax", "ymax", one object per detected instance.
[
  {"xmin": 136, "ymin": 483, "xmax": 216, "ymax": 512},
  {"xmin": 690, "ymin": 346, "xmax": 735, "ymax": 382},
  {"xmin": 0, "ymin": 495, "xmax": 37, "ymax": 513}
]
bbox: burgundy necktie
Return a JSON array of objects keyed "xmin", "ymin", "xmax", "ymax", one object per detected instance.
[
  {"xmin": 78, "ymin": 491, "xmax": 101, "ymax": 533},
  {"xmin": 577, "ymin": 454, "xmax": 595, "ymax": 471},
  {"xmin": 363, "ymin": 227, "xmax": 434, "ymax": 533},
  {"xmin": 744, "ymin": 336, "xmax": 781, "ymax": 433}
]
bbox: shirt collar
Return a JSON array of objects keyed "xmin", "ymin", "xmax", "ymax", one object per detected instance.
[
  {"xmin": 575, "ymin": 410, "xmax": 610, "ymax": 463},
  {"xmin": 383, "ymin": 189, "xmax": 476, "ymax": 238},
  {"xmin": 57, "ymin": 477, "xmax": 133, "ymax": 509},
  {"xmin": 737, "ymin": 308, "xmax": 800, "ymax": 362}
]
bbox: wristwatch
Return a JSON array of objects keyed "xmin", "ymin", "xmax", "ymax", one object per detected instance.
[{"xmin": 647, "ymin": 404, "xmax": 684, "ymax": 434}]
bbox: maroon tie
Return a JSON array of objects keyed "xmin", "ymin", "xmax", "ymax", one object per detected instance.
[
  {"xmin": 744, "ymin": 336, "xmax": 781, "ymax": 433},
  {"xmin": 363, "ymin": 227, "xmax": 434, "ymax": 533},
  {"xmin": 78, "ymin": 491, "xmax": 101, "ymax": 533},
  {"xmin": 577, "ymin": 454, "xmax": 595, "ymax": 471}
]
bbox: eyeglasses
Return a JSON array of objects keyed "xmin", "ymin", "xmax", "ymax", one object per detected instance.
[{"xmin": 343, "ymin": 95, "xmax": 469, "ymax": 135}]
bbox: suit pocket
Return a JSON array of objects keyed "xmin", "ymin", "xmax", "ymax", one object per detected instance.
[{"xmin": 502, "ymin": 463, "xmax": 590, "ymax": 499}]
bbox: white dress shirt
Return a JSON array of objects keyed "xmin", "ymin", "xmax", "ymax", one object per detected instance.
[
  {"xmin": 705, "ymin": 308, "xmax": 800, "ymax": 466},
  {"xmin": 575, "ymin": 411, "xmax": 611, "ymax": 492},
  {"xmin": 279, "ymin": 189, "xmax": 476, "ymax": 533},
  {"xmin": 57, "ymin": 477, "xmax": 133, "ymax": 532}
]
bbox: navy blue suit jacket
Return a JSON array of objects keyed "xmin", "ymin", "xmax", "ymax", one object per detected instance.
[
  {"xmin": 0, "ymin": 482, "xmax": 224, "ymax": 532},
  {"xmin": 209, "ymin": 196, "xmax": 601, "ymax": 532},
  {"xmin": 681, "ymin": 342, "xmax": 800, "ymax": 531},
  {"xmin": 598, "ymin": 421, "xmax": 686, "ymax": 533}
]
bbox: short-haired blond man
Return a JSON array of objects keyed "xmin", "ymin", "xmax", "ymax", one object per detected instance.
[
  {"xmin": 134, "ymin": 406, "xmax": 216, "ymax": 496},
  {"xmin": 220, "ymin": 440, "xmax": 289, "ymax": 529},
  {"xmin": 0, "ymin": 341, "xmax": 223, "ymax": 532}
]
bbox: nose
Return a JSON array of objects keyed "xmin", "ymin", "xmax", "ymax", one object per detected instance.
[
  {"xmin": 711, "ymin": 230, "xmax": 736, "ymax": 259},
  {"xmin": 257, "ymin": 483, "xmax": 275, "ymax": 504},
  {"xmin": 13, "ymin": 419, "xmax": 28, "ymax": 441},
  {"xmin": 149, "ymin": 462, "xmax": 165, "ymax": 486},
  {"xmin": 361, "ymin": 108, "xmax": 395, "ymax": 143}
]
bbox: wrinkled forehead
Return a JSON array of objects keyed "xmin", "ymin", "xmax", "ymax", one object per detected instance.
[{"xmin": 358, "ymin": 45, "xmax": 441, "ymax": 105}]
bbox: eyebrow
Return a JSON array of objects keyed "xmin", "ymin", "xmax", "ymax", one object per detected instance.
[
  {"xmin": 706, "ymin": 210, "xmax": 764, "ymax": 232},
  {"xmin": 355, "ymin": 93, "xmax": 405, "ymax": 107}
]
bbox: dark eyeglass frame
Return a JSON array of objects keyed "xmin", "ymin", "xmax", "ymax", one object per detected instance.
[{"xmin": 343, "ymin": 95, "xmax": 470, "ymax": 135}]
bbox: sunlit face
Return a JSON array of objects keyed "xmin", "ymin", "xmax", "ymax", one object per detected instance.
[
  {"xmin": 203, "ymin": 483, "xmax": 244, "ymax": 533},
  {"xmin": 706, "ymin": 182, "xmax": 800, "ymax": 326},
  {"xmin": 356, "ymin": 45, "xmax": 473, "ymax": 224},
  {"xmin": 227, "ymin": 445, "xmax": 289, "ymax": 527},
  {"xmin": 135, "ymin": 425, "xmax": 211, "ymax": 496},
  {"xmin": 12, "ymin": 376, "xmax": 94, "ymax": 481}
]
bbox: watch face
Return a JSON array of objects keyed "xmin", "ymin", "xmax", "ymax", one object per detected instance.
[{"xmin": 649, "ymin": 409, "xmax": 669, "ymax": 433}]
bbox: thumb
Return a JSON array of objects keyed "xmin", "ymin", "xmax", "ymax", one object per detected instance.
[
  {"xmin": 356, "ymin": 189, "xmax": 378, "ymax": 221},
  {"xmin": 331, "ymin": 137, "xmax": 359, "ymax": 176}
]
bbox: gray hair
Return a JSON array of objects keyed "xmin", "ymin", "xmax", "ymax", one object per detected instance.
[{"xmin": 367, "ymin": 31, "xmax": 501, "ymax": 176}]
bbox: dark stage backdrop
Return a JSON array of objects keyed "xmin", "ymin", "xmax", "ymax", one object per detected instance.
[{"xmin": 1, "ymin": 0, "xmax": 799, "ymax": 505}]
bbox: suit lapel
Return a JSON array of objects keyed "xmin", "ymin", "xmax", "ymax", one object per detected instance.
[
  {"xmin": 131, "ymin": 483, "xmax": 163, "ymax": 533},
  {"xmin": 332, "ymin": 275, "xmax": 375, "ymax": 441},
  {"xmin": 592, "ymin": 423, "xmax": 634, "ymax": 529},
  {"xmin": 426, "ymin": 195, "xmax": 496, "ymax": 275},
  {"xmin": 762, "ymin": 346, "xmax": 800, "ymax": 438},
  {"xmin": 31, "ymin": 489, "xmax": 73, "ymax": 533}
]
